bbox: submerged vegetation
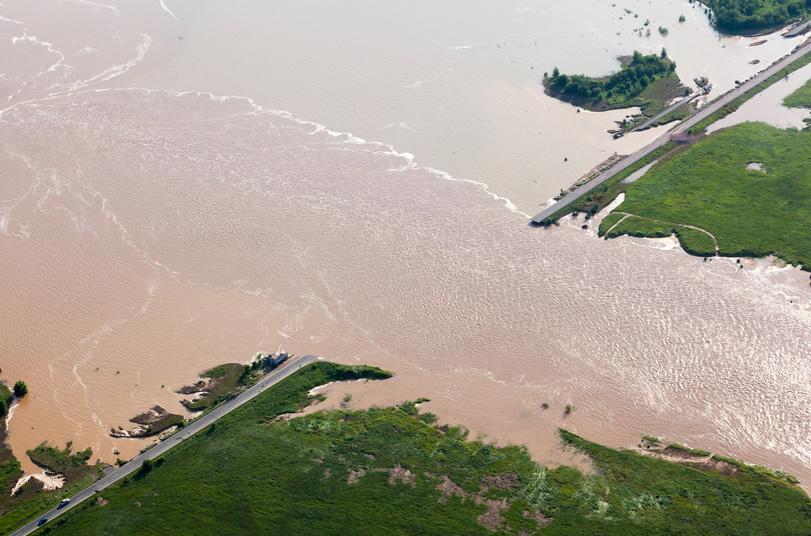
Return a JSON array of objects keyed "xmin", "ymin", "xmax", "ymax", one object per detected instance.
[
  {"xmin": 545, "ymin": 51, "xmax": 683, "ymax": 120},
  {"xmin": 38, "ymin": 362, "xmax": 811, "ymax": 535}
]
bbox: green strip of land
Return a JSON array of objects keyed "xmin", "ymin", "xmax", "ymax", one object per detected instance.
[
  {"xmin": 37, "ymin": 362, "xmax": 811, "ymax": 535},
  {"xmin": 784, "ymin": 77, "xmax": 811, "ymax": 108}
]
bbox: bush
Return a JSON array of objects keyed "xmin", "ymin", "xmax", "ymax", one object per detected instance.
[
  {"xmin": 13, "ymin": 381, "xmax": 27, "ymax": 398},
  {"xmin": 136, "ymin": 459, "xmax": 154, "ymax": 478}
]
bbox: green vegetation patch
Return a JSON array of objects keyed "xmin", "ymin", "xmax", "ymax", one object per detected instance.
[
  {"xmin": 26, "ymin": 442, "xmax": 95, "ymax": 482},
  {"xmin": 145, "ymin": 413, "xmax": 184, "ymax": 436},
  {"xmin": 605, "ymin": 215, "xmax": 674, "ymax": 239},
  {"xmin": 611, "ymin": 122, "xmax": 811, "ymax": 268},
  {"xmin": 784, "ymin": 77, "xmax": 811, "ymax": 109},
  {"xmin": 180, "ymin": 363, "xmax": 249, "ymax": 411},
  {"xmin": 42, "ymin": 362, "xmax": 811, "ymax": 536},
  {"xmin": 674, "ymin": 227, "xmax": 717, "ymax": 256},
  {"xmin": 0, "ymin": 442, "xmax": 102, "ymax": 535},
  {"xmin": 667, "ymin": 443, "xmax": 713, "ymax": 458},
  {"xmin": 597, "ymin": 213, "xmax": 625, "ymax": 236},
  {"xmin": 559, "ymin": 430, "xmax": 811, "ymax": 535},
  {"xmin": 545, "ymin": 51, "xmax": 684, "ymax": 117}
]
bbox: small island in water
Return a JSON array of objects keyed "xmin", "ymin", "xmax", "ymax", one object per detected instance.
[{"xmin": 544, "ymin": 50, "xmax": 689, "ymax": 129}]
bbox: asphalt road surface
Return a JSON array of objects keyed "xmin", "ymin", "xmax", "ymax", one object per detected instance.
[{"xmin": 11, "ymin": 354, "xmax": 319, "ymax": 536}]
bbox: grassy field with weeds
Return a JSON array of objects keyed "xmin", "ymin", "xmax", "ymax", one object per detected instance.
[
  {"xmin": 601, "ymin": 122, "xmax": 811, "ymax": 268},
  {"xmin": 179, "ymin": 363, "xmax": 249, "ymax": 411},
  {"xmin": 38, "ymin": 362, "xmax": 811, "ymax": 535},
  {"xmin": 784, "ymin": 77, "xmax": 811, "ymax": 109},
  {"xmin": 0, "ymin": 443, "xmax": 101, "ymax": 535}
]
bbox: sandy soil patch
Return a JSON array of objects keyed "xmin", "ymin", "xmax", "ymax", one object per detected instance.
[
  {"xmin": 746, "ymin": 162, "xmax": 766, "ymax": 172},
  {"xmin": 11, "ymin": 472, "xmax": 65, "ymax": 496}
]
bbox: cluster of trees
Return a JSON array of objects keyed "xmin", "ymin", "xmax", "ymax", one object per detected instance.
[
  {"xmin": 0, "ymin": 380, "xmax": 28, "ymax": 417},
  {"xmin": 701, "ymin": 0, "xmax": 810, "ymax": 32},
  {"xmin": 547, "ymin": 50, "xmax": 675, "ymax": 104}
]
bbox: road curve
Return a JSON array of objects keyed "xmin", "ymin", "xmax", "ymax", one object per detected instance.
[
  {"xmin": 530, "ymin": 40, "xmax": 811, "ymax": 225},
  {"xmin": 11, "ymin": 354, "xmax": 319, "ymax": 536}
]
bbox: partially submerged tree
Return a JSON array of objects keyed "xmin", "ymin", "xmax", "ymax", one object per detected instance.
[{"xmin": 13, "ymin": 380, "xmax": 27, "ymax": 398}]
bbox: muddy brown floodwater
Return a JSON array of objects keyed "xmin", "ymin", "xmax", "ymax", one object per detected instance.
[{"xmin": 0, "ymin": 0, "xmax": 810, "ymax": 489}]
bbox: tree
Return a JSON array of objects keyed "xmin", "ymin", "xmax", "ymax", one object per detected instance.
[
  {"xmin": 551, "ymin": 66, "xmax": 560, "ymax": 78},
  {"xmin": 661, "ymin": 47, "xmax": 668, "ymax": 59},
  {"xmin": 0, "ymin": 400, "xmax": 7, "ymax": 418},
  {"xmin": 13, "ymin": 380, "xmax": 27, "ymax": 398},
  {"xmin": 137, "ymin": 458, "xmax": 154, "ymax": 478}
]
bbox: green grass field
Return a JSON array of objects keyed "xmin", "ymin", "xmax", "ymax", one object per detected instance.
[
  {"xmin": 37, "ymin": 362, "xmax": 811, "ymax": 536},
  {"xmin": 602, "ymin": 122, "xmax": 811, "ymax": 268},
  {"xmin": 784, "ymin": 77, "xmax": 811, "ymax": 109},
  {"xmin": 180, "ymin": 363, "xmax": 248, "ymax": 411}
]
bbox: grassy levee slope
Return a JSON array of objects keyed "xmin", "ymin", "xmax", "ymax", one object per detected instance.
[
  {"xmin": 605, "ymin": 122, "xmax": 811, "ymax": 268},
  {"xmin": 784, "ymin": 77, "xmax": 811, "ymax": 108},
  {"xmin": 41, "ymin": 362, "xmax": 811, "ymax": 535}
]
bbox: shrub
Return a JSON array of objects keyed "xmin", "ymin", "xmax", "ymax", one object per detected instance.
[{"xmin": 13, "ymin": 380, "xmax": 27, "ymax": 398}]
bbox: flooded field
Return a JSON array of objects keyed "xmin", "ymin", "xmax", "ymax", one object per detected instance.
[{"xmin": 1, "ymin": 0, "xmax": 810, "ymax": 488}]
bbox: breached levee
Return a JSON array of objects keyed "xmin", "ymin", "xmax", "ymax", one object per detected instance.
[
  {"xmin": 2, "ymin": 0, "xmax": 811, "ymax": 492},
  {"xmin": 1, "ymin": 84, "xmax": 810, "ymax": 490}
]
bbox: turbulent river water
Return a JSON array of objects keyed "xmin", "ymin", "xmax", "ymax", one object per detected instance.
[{"xmin": 1, "ymin": 0, "xmax": 810, "ymax": 486}]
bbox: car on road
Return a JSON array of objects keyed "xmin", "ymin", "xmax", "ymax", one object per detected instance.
[
  {"xmin": 58, "ymin": 498, "xmax": 70, "ymax": 508},
  {"xmin": 37, "ymin": 518, "xmax": 47, "ymax": 526}
]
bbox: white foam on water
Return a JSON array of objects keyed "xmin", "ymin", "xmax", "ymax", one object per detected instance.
[
  {"xmin": 158, "ymin": 0, "xmax": 179, "ymax": 21},
  {"xmin": 86, "ymin": 85, "xmax": 529, "ymax": 217},
  {"xmin": 64, "ymin": 0, "xmax": 119, "ymax": 15}
]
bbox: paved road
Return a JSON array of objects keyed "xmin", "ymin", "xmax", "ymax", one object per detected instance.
[
  {"xmin": 11, "ymin": 354, "xmax": 319, "ymax": 536},
  {"xmin": 531, "ymin": 40, "xmax": 811, "ymax": 225}
]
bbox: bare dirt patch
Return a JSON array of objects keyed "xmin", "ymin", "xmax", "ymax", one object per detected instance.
[
  {"xmin": 522, "ymin": 509, "xmax": 552, "ymax": 528},
  {"xmin": 347, "ymin": 468, "xmax": 366, "ymax": 484},
  {"xmin": 436, "ymin": 475, "xmax": 467, "ymax": 504},
  {"xmin": 746, "ymin": 162, "xmax": 765, "ymax": 172},
  {"xmin": 477, "ymin": 496, "xmax": 509, "ymax": 531},
  {"xmin": 481, "ymin": 473, "xmax": 521, "ymax": 491},
  {"xmin": 433, "ymin": 474, "xmax": 513, "ymax": 532},
  {"xmin": 388, "ymin": 465, "xmax": 415, "ymax": 485}
]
